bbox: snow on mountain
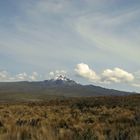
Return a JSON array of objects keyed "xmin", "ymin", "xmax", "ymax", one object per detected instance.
[{"xmin": 44, "ymin": 75, "xmax": 77, "ymax": 86}]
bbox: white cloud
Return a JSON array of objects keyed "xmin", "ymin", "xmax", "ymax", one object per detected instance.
[
  {"xmin": 0, "ymin": 71, "xmax": 10, "ymax": 81},
  {"xmin": 75, "ymin": 63, "xmax": 134, "ymax": 84},
  {"xmin": 101, "ymin": 68, "xmax": 134, "ymax": 83},
  {"xmin": 0, "ymin": 67, "xmax": 137, "ymax": 87},
  {"xmin": 0, "ymin": 69, "xmax": 68, "ymax": 82},
  {"xmin": 131, "ymin": 83, "xmax": 140, "ymax": 87},
  {"xmin": 134, "ymin": 71, "xmax": 140, "ymax": 80},
  {"xmin": 15, "ymin": 72, "xmax": 28, "ymax": 81},
  {"xmin": 29, "ymin": 72, "xmax": 39, "ymax": 81},
  {"xmin": 15, "ymin": 72, "xmax": 40, "ymax": 81},
  {"xmin": 49, "ymin": 72, "xmax": 55, "ymax": 77},
  {"xmin": 49, "ymin": 70, "xmax": 67, "ymax": 79},
  {"xmin": 0, "ymin": 71, "xmax": 40, "ymax": 82},
  {"xmin": 75, "ymin": 63, "xmax": 100, "ymax": 81}
]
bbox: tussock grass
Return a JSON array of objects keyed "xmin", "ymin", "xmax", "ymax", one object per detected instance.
[{"xmin": 0, "ymin": 95, "xmax": 139, "ymax": 140}]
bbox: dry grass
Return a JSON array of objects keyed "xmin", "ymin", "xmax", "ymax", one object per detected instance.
[{"xmin": 0, "ymin": 95, "xmax": 139, "ymax": 140}]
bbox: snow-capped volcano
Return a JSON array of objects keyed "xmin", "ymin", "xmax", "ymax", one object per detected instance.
[
  {"xmin": 54, "ymin": 75, "xmax": 70, "ymax": 81},
  {"xmin": 0, "ymin": 75, "xmax": 135, "ymax": 98},
  {"xmin": 44, "ymin": 75, "xmax": 77, "ymax": 86}
]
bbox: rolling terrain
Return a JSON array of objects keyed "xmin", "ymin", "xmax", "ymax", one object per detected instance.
[
  {"xmin": 0, "ymin": 75, "xmax": 139, "ymax": 139},
  {"xmin": 0, "ymin": 75, "xmax": 137, "ymax": 101}
]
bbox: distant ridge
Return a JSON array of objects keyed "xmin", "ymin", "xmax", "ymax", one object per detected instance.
[{"xmin": 0, "ymin": 75, "xmax": 137, "ymax": 101}]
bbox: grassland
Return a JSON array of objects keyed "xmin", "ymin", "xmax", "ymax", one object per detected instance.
[{"xmin": 0, "ymin": 95, "xmax": 140, "ymax": 140}]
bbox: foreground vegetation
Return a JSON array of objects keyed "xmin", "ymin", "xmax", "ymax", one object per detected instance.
[{"xmin": 0, "ymin": 95, "xmax": 140, "ymax": 140}]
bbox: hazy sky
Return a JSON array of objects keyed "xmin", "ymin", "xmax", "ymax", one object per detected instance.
[{"xmin": 0, "ymin": 0, "xmax": 140, "ymax": 92}]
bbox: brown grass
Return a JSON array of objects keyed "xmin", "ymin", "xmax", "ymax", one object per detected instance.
[{"xmin": 0, "ymin": 95, "xmax": 139, "ymax": 140}]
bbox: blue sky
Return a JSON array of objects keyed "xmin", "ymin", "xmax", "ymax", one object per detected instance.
[{"xmin": 0, "ymin": 0, "xmax": 140, "ymax": 92}]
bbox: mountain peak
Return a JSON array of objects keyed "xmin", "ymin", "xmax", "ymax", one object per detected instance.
[
  {"xmin": 54, "ymin": 75, "xmax": 69, "ymax": 81},
  {"xmin": 44, "ymin": 75, "xmax": 77, "ymax": 86}
]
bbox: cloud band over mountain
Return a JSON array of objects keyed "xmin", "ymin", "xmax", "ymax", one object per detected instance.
[{"xmin": 0, "ymin": 63, "xmax": 139, "ymax": 91}]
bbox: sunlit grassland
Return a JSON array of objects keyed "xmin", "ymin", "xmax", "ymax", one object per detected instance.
[{"xmin": 0, "ymin": 95, "xmax": 139, "ymax": 140}]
